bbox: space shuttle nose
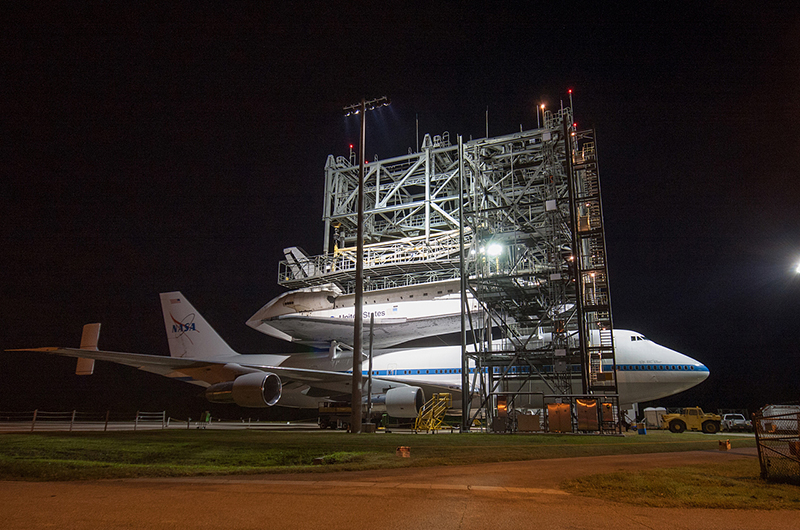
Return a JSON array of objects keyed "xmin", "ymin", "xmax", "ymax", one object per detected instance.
[{"xmin": 249, "ymin": 294, "xmax": 291, "ymax": 323}]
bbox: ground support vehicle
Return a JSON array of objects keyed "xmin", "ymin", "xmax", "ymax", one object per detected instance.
[
  {"xmin": 661, "ymin": 407, "xmax": 722, "ymax": 434},
  {"xmin": 318, "ymin": 402, "xmax": 351, "ymax": 430}
]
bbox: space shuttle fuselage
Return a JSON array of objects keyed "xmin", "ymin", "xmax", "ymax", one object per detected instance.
[{"xmin": 246, "ymin": 279, "xmax": 479, "ymax": 348}]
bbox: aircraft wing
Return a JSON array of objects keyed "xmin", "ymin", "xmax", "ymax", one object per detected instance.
[
  {"xmin": 10, "ymin": 347, "xmax": 234, "ymax": 387},
  {"xmin": 8, "ymin": 347, "xmax": 461, "ymax": 403}
]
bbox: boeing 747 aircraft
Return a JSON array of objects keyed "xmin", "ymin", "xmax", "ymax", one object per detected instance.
[{"xmin": 10, "ymin": 292, "xmax": 709, "ymax": 415}]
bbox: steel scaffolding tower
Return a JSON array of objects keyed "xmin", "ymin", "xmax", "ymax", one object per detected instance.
[
  {"xmin": 277, "ymin": 107, "xmax": 618, "ymax": 430},
  {"xmin": 459, "ymin": 109, "xmax": 618, "ymax": 428}
]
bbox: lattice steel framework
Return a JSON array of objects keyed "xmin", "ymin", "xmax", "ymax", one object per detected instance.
[
  {"xmin": 458, "ymin": 109, "xmax": 618, "ymax": 426},
  {"xmin": 277, "ymin": 108, "xmax": 617, "ymax": 423},
  {"xmin": 323, "ymin": 132, "xmax": 462, "ymax": 249}
]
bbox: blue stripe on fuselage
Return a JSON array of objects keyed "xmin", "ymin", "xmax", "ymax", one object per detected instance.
[{"xmin": 350, "ymin": 364, "xmax": 708, "ymax": 376}]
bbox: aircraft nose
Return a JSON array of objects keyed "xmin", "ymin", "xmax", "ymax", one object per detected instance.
[{"xmin": 693, "ymin": 362, "xmax": 710, "ymax": 382}]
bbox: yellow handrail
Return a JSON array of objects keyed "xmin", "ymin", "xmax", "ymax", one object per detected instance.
[{"xmin": 414, "ymin": 393, "xmax": 452, "ymax": 433}]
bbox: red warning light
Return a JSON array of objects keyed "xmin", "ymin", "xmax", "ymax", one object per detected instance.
[
  {"xmin": 573, "ymin": 122, "xmax": 577, "ymax": 128},
  {"xmin": 568, "ymin": 89, "xmax": 573, "ymax": 94}
]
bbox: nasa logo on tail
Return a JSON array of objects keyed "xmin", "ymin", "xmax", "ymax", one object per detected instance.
[{"xmin": 170, "ymin": 312, "xmax": 199, "ymax": 343}]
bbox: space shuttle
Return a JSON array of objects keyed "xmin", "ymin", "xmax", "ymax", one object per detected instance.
[{"xmin": 246, "ymin": 278, "xmax": 478, "ymax": 348}]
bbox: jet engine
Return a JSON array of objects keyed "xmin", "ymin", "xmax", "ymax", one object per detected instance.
[
  {"xmin": 204, "ymin": 372, "xmax": 282, "ymax": 408},
  {"xmin": 374, "ymin": 386, "xmax": 424, "ymax": 418}
]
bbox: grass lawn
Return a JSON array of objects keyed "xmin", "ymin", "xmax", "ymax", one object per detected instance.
[
  {"xmin": 1, "ymin": 428, "xmax": 752, "ymax": 480},
  {"xmin": 3, "ymin": 428, "xmax": 798, "ymax": 510},
  {"xmin": 562, "ymin": 458, "xmax": 800, "ymax": 510}
]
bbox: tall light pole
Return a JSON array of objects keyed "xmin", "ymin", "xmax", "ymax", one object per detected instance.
[
  {"xmin": 458, "ymin": 135, "xmax": 471, "ymax": 433},
  {"xmin": 343, "ymin": 96, "xmax": 389, "ymax": 434}
]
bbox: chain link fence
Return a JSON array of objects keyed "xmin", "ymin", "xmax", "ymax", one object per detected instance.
[{"xmin": 754, "ymin": 406, "xmax": 800, "ymax": 484}]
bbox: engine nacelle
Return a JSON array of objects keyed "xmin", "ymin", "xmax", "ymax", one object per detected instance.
[
  {"xmin": 384, "ymin": 386, "xmax": 424, "ymax": 418},
  {"xmin": 205, "ymin": 372, "xmax": 282, "ymax": 408}
]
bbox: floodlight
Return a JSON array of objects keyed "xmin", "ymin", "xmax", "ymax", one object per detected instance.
[{"xmin": 487, "ymin": 243, "xmax": 503, "ymax": 257}]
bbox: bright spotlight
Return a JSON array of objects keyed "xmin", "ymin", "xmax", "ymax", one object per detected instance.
[{"xmin": 487, "ymin": 243, "xmax": 503, "ymax": 257}]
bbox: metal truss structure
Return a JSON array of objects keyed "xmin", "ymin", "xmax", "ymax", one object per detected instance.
[
  {"xmin": 461, "ymin": 109, "xmax": 618, "ymax": 427},
  {"xmin": 277, "ymin": 106, "xmax": 618, "ymax": 428}
]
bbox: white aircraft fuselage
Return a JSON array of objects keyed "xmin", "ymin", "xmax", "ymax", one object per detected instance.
[{"xmin": 276, "ymin": 328, "xmax": 709, "ymax": 408}]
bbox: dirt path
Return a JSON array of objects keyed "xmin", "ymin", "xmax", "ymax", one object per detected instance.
[{"xmin": 1, "ymin": 448, "xmax": 796, "ymax": 530}]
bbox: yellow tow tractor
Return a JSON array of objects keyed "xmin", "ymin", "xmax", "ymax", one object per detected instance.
[{"xmin": 661, "ymin": 407, "xmax": 722, "ymax": 434}]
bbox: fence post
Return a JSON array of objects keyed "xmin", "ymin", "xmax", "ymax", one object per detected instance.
[
  {"xmin": 753, "ymin": 412, "xmax": 767, "ymax": 478},
  {"xmin": 70, "ymin": 410, "xmax": 76, "ymax": 432},
  {"xmin": 134, "ymin": 411, "xmax": 139, "ymax": 431},
  {"xmin": 31, "ymin": 409, "xmax": 37, "ymax": 432},
  {"xmin": 104, "ymin": 410, "xmax": 110, "ymax": 432}
]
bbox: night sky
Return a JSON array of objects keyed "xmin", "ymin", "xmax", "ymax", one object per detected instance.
[{"xmin": 2, "ymin": 3, "xmax": 799, "ymax": 418}]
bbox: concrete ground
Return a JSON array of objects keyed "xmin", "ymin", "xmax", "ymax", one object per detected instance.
[{"xmin": 1, "ymin": 448, "xmax": 796, "ymax": 529}]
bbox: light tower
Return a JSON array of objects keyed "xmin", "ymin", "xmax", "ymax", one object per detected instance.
[{"xmin": 343, "ymin": 96, "xmax": 390, "ymax": 433}]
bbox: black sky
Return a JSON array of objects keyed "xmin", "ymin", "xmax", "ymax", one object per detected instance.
[{"xmin": 2, "ymin": 3, "xmax": 799, "ymax": 417}]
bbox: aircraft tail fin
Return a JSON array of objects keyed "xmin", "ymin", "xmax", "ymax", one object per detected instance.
[
  {"xmin": 283, "ymin": 246, "xmax": 317, "ymax": 279},
  {"xmin": 76, "ymin": 323, "xmax": 101, "ymax": 375},
  {"xmin": 159, "ymin": 292, "xmax": 239, "ymax": 359}
]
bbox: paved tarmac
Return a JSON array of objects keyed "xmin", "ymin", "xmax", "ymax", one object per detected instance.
[{"xmin": 1, "ymin": 448, "xmax": 796, "ymax": 529}]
